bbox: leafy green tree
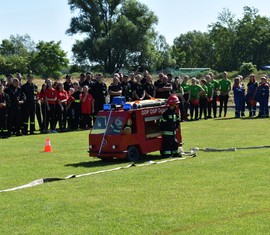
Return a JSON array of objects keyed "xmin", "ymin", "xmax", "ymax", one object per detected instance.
[
  {"xmin": 31, "ymin": 41, "xmax": 69, "ymax": 78},
  {"xmin": 67, "ymin": 0, "xmax": 158, "ymax": 73},
  {"xmin": 0, "ymin": 34, "xmax": 35, "ymax": 74}
]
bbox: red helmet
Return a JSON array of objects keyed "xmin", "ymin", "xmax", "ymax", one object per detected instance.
[{"xmin": 167, "ymin": 95, "xmax": 180, "ymax": 106}]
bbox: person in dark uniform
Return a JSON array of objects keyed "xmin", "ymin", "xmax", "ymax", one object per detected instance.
[
  {"xmin": 143, "ymin": 75, "xmax": 156, "ymax": 99},
  {"xmin": 5, "ymin": 78, "xmax": 26, "ymax": 136},
  {"xmin": 121, "ymin": 75, "xmax": 133, "ymax": 101},
  {"xmin": 21, "ymin": 74, "xmax": 38, "ymax": 135},
  {"xmin": 92, "ymin": 74, "xmax": 108, "ymax": 117},
  {"xmin": 0, "ymin": 84, "xmax": 10, "ymax": 138},
  {"xmin": 108, "ymin": 76, "xmax": 122, "ymax": 103},
  {"xmin": 72, "ymin": 82, "xmax": 82, "ymax": 129},
  {"xmin": 133, "ymin": 74, "xmax": 145, "ymax": 100},
  {"xmin": 160, "ymin": 94, "xmax": 181, "ymax": 157},
  {"xmin": 81, "ymin": 72, "xmax": 94, "ymax": 93},
  {"xmin": 63, "ymin": 74, "xmax": 73, "ymax": 92}
]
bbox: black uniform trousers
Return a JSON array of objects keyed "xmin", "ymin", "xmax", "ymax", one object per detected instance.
[{"xmin": 22, "ymin": 102, "xmax": 36, "ymax": 134}]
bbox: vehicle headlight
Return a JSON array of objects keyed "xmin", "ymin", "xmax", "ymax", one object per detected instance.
[
  {"xmin": 112, "ymin": 145, "xmax": 117, "ymax": 149},
  {"xmin": 89, "ymin": 145, "xmax": 93, "ymax": 149}
]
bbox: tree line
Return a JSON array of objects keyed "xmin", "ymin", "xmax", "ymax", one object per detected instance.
[{"xmin": 1, "ymin": 0, "xmax": 269, "ymax": 77}]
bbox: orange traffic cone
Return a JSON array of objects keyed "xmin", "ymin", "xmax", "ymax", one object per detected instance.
[{"xmin": 44, "ymin": 138, "xmax": 52, "ymax": 152}]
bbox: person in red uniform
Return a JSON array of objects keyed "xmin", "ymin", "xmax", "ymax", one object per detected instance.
[
  {"xmin": 80, "ymin": 85, "xmax": 95, "ymax": 129},
  {"xmin": 57, "ymin": 82, "xmax": 68, "ymax": 131},
  {"xmin": 44, "ymin": 79, "xmax": 58, "ymax": 133}
]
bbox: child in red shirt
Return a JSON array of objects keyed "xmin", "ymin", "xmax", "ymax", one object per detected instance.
[{"xmin": 80, "ymin": 85, "xmax": 95, "ymax": 129}]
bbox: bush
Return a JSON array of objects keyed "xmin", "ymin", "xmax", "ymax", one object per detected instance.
[{"xmin": 239, "ymin": 62, "xmax": 257, "ymax": 77}]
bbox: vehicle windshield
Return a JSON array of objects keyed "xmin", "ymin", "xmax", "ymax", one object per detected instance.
[{"xmin": 91, "ymin": 115, "xmax": 126, "ymax": 135}]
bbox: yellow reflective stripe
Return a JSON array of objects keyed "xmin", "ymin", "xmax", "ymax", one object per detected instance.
[
  {"xmin": 74, "ymin": 100, "xmax": 80, "ymax": 103},
  {"xmin": 162, "ymin": 131, "xmax": 175, "ymax": 135}
]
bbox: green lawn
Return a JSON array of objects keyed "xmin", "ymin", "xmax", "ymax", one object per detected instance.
[{"xmin": 1, "ymin": 111, "xmax": 270, "ymax": 234}]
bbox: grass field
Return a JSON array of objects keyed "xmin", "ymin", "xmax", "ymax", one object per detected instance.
[{"xmin": 1, "ymin": 110, "xmax": 270, "ymax": 234}]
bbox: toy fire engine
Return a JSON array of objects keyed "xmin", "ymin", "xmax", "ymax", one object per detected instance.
[{"xmin": 89, "ymin": 97, "xmax": 183, "ymax": 161}]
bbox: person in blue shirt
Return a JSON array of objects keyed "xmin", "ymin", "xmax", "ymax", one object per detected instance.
[
  {"xmin": 233, "ymin": 77, "xmax": 245, "ymax": 118},
  {"xmin": 246, "ymin": 74, "xmax": 258, "ymax": 117},
  {"xmin": 257, "ymin": 76, "xmax": 269, "ymax": 118}
]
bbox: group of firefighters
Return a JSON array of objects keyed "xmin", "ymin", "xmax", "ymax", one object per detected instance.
[{"xmin": 0, "ymin": 70, "xmax": 269, "ymax": 139}]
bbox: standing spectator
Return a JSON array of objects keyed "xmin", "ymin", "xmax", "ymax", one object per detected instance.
[
  {"xmin": 143, "ymin": 75, "xmax": 156, "ymax": 99},
  {"xmin": 57, "ymin": 82, "xmax": 68, "ymax": 132},
  {"xmin": 21, "ymin": 74, "xmax": 38, "ymax": 135},
  {"xmin": 121, "ymin": 75, "xmax": 133, "ymax": 101},
  {"xmin": 44, "ymin": 79, "xmax": 58, "ymax": 133},
  {"xmin": 173, "ymin": 77, "xmax": 185, "ymax": 121},
  {"xmin": 233, "ymin": 77, "xmax": 245, "ymax": 118},
  {"xmin": 72, "ymin": 82, "xmax": 82, "ymax": 129},
  {"xmin": 0, "ymin": 84, "xmax": 10, "ymax": 138},
  {"xmin": 205, "ymin": 75, "xmax": 214, "ymax": 118},
  {"xmin": 6, "ymin": 74, "xmax": 13, "ymax": 87},
  {"xmin": 238, "ymin": 75, "xmax": 246, "ymax": 117},
  {"xmin": 78, "ymin": 73, "xmax": 86, "ymax": 87},
  {"xmin": 80, "ymin": 85, "xmax": 95, "ymax": 129},
  {"xmin": 133, "ymin": 74, "xmax": 145, "ymax": 100},
  {"xmin": 38, "ymin": 83, "xmax": 47, "ymax": 133},
  {"xmin": 189, "ymin": 77, "xmax": 204, "ymax": 121},
  {"xmin": 108, "ymin": 76, "xmax": 122, "ymax": 103},
  {"xmin": 63, "ymin": 74, "xmax": 73, "ymax": 92},
  {"xmin": 199, "ymin": 79, "xmax": 208, "ymax": 120},
  {"xmin": 81, "ymin": 72, "xmax": 94, "ymax": 92},
  {"xmin": 181, "ymin": 75, "xmax": 190, "ymax": 121},
  {"xmin": 209, "ymin": 72, "xmax": 220, "ymax": 118},
  {"xmin": 5, "ymin": 78, "xmax": 26, "ymax": 136},
  {"xmin": 246, "ymin": 74, "xmax": 258, "ymax": 117},
  {"xmin": 66, "ymin": 88, "xmax": 76, "ymax": 130},
  {"xmin": 92, "ymin": 74, "xmax": 108, "ymax": 117},
  {"xmin": 128, "ymin": 72, "xmax": 136, "ymax": 100},
  {"xmin": 219, "ymin": 71, "xmax": 231, "ymax": 117},
  {"xmin": 257, "ymin": 76, "xmax": 269, "ymax": 118}
]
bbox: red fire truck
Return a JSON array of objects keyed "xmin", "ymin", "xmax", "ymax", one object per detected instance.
[{"xmin": 88, "ymin": 97, "xmax": 182, "ymax": 161}]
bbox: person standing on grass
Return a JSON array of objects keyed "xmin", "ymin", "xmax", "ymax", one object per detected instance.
[
  {"xmin": 80, "ymin": 85, "xmax": 95, "ymax": 129},
  {"xmin": 189, "ymin": 77, "xmax": 204, "ymax": 121},
  {"xmin": 44, "ymin": 79, "xmax": 58, "ymax": 133},
  {"xmin": 219, "ymin": 71, "xmax": 231, "ymax": 117},
  {"xmin": 199, "ymin": 79, "xmax": 208, "ymax": 120},
  {"xmin": 0, "ymin": 84, "xmax": 10, "ymax": 138},
  {"xmin": 209, "ymin": 72, "xmax": 220, "ymax": 118},
  {"xmin": 21, "ymin": 74, "xmax": 38, "ymax": 135},
  {"xmin": 257, "ymin": 76, "xmax": 269, "ymax": 118},
  {"xmin": 160, "ymin": 94, "xmax": 181, "ymax": 158},
  {"xmin": 233, "ymin": 77, "xmax": 245, "ymax": 118},
  {"xmin": 246, "ymin": 74, "xmax": 258, "ymax": 117},
  {"xmin": 57, "ymin": 82, "xmax": 68, "ymax": 132},
  {"xmin": 205, "ymin": 75, "xmax": 214, "ymax": 118},
  {"xmin": 181, "ymin": 75, "xmax": 190, "ymax": 121}
]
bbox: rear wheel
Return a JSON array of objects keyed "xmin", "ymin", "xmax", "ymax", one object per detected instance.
[{"xmin": 127, "ymin": 146, "xmax": 140, "ymax": 162}]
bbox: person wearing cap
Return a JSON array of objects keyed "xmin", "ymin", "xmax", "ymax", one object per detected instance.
[
  {"xmin": 21, "ymin": 74, "xmax": 38, "ymax": 135},
  {"xmin": 160, "ymin": 94, "xmax": 181, "ymax": 158},
  {"xmin": 0, "ymin": 84, "xmax": 11, "ymax": 138}
]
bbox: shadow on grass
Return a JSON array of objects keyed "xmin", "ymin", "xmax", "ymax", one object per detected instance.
[{"xmin": 65, "ymin": 154, "xmax": 164, "ymax": 168}]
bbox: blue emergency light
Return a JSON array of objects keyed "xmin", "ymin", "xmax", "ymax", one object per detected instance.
[
  {"xmin": 103, "ymin": 104, "xmax": 111, "ymax": 111},
  {"xmin": 123, "ymin": 103, "xmax": 132, "ymax": 110},
  {"xmin": 113, "ymin": 96, "xmax": 126, "ymax": 105}
]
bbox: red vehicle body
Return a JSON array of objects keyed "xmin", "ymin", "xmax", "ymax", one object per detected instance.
[{"xmin": 89, "ymin": 99, "xmax": 182, "ymax": 161}]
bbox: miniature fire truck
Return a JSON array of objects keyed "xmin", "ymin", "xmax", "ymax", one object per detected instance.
[{"xmin": 89, "ymin": 97, "xmax": 182, "ymax": 161}]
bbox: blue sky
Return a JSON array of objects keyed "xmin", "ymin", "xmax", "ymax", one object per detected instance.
[{"xmin": 0, "ymin": 0, "xmax": 269, "ymax": 60}]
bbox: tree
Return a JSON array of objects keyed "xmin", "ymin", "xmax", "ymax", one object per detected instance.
[
  {"xmin": 67, "ymin": 0, "xmax": 158, "ymax": 73},
  {"xmin": 31, "ymin": 41, "xmax": 69, "ymax": 78},
  {"xmin": 0, "ymin": 34, "xmax": 35, "ymax": 75}
]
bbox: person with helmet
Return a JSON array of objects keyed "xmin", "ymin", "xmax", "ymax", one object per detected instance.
[
  {"xmin": 160, "ymin": 94, "xmax": 181, "ymax": 158},
  {"xmin": 109, "ymin": 118, "xmax": 123, "ymax": 134}
]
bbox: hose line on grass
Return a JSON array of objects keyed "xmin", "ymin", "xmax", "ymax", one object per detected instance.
[{"xmin": 0, "ymin": 154, "xmax": 196, "ymax": 193}]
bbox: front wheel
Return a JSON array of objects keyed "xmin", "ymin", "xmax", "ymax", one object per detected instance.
[{"xmin": 127, "ymin": 146, "xmax": 140, "ymax": 162}]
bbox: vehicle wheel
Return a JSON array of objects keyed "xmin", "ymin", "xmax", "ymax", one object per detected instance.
[{"xmin": 127, "ymin": 146, "xmax": 140, "ymax": 162}]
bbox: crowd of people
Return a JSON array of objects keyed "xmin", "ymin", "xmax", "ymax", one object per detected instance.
[{"xmin": 0, "ymin": 70, "xmax": 269, "ymax": 139}]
